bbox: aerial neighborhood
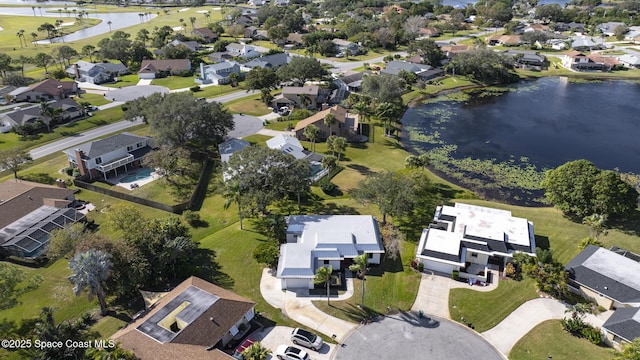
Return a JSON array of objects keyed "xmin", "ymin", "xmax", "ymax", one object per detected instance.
[{"xmin": 1, "ymin": 0, "xmax": 640, "ymax": 359}]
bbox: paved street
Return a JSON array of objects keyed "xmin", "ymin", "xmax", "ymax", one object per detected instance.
[{"xmin": 334, "ymin": 313, "xmax": 504, "ymax": 360}]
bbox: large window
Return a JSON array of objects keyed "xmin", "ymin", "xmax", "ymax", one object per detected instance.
[{"xmin": 95, "ymin": 157, "xmax": 102, "ymax": 165}]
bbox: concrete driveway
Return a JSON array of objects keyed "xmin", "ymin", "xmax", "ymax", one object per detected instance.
[
  {"xmin": 334, "ymin": 312, "xmax": 504, "ymax": 360},
  {"xmin": 106, "ymin": 85, "xmax": 169, "ymax": 102},
  {"xmin": 251, "ymin": 326, "xmax": 335, "ymax": 360}
]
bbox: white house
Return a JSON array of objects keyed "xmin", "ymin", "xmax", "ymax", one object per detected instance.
[
  {"xmin": 248, "ymin": 0, "xmax": 264, "ymax": 5},
  {"xmin": 266, "ymin": 134, "xmax": 307, "ymax": 160},
  {"xmin": 332, "ymin": 39, "xmax": 360, "ymax": 56},
  {"xmin": 618, "ymin": 54, "xmax": 640, "ymax": 68},
  {"xmin": 63, "ymin": 133, "xmax": 154, "ymax": 180},
  {"xmin": 66, "ymin": 61, "xmax": 128, "ymax": 84},
  {"xmin": 415, "ymin": 203, "xmax": 536, "ymax": 280},
  {"xmin": 195, "ymin": 61, "xmax": 241, "ymax": 85},
  {"xmin": 277, "ymin": 215, "xmax": 385, "ymax": 290},
  {"xmin": 226, "ymin": 43, "xmax": 262, "ymax": 59}
]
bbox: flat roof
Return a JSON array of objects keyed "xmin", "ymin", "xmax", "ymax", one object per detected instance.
[
  {"xmin": 583, "ymin": 248, "xmax": 640, "ymax": 292},
  {"xmin": 424, "ymin": 230, "xmax": 461, "ymax": 256}
]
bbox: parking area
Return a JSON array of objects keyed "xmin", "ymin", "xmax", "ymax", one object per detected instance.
[{"xmin": 250, "ymin": 326, "xmax": 336, "ymax": 360}]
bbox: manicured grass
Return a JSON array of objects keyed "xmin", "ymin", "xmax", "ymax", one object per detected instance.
[
  {"xmin": 101, "ymin": 74, "xmax": 140, "ymax": 88},
  {"xmin": 193, "ymin": 84, "xmax": 238, "ymax": 99},
  {"xmin": 151, "ymin": 75, "xmax": 198, "ymax": 90},
  {"xmin": 74, "ymin": 93, "xmax": 111, "ymax": 106},
  {"xmin": 312, "ymin": 240, "xmax": 421, "ymax": 322},
  {"xmin": 510, "ymin": 320, "xmax": 615, "ymax": 360},
  {"xmin": 225, "ymin": 95, "xmax": 271, "ymax": 116},
  {"xmin": 518, "ymin": 56, "xmax": 640, "ymax": 79},
  {"xmin": 90, "ymin": 316, "xmax": 128, "ymax": 340},
  {"xmin": 449, "ymin": 277, "xmax": 539, "ymax": 333},
  {"xmin": 265, "ymin": 120, "xmax": 295, "ymax": 131},
  {"xmin": 242, "ymin": 134, "xmax": 271, "ymax": 144}
]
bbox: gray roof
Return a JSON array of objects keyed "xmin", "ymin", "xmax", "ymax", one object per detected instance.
[
  {"xmin": 381, "ymin": 61, "xmax": 434, "ymax": 76},
  {"xmin": 204, "ymin": 61, "xmax": 239, "ymax": 72},
  {"xmin": 218, "ymin": 138, "xmax": 250, "ymax": 162},
  {"xmin": 244, "ymin": 53, "xmax": 290, "ymax": 69},
  {"xmin": 64, "ymin": 132, "xmax": 151, "ymax": 159},
  {"xmin": 68, "ymin": 61, "xmax": 127, "ymax": 74},
  {"xmin": 603, "ymin": 307, "xmax": 640, "ymax": 342},
  {"xmin": 566, "ymin": 245, "xmax": 640, "ymax": 305},
  {"xmin": 503, "ymin": 50, "xmax": 545, "ymax": 63},
  {"xmin": 2, "ymin": 98, "xmax": 80, "ymax": 126}
]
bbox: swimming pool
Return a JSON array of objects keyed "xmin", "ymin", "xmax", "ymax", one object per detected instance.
[{"xmin": 120, "ymin": 168, "xmax": 153, "ymax": 183}]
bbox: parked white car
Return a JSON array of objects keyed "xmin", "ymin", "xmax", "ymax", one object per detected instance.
[{"xmin": 275, "ymin": 345, "xmax": 310, "ymax": 360}]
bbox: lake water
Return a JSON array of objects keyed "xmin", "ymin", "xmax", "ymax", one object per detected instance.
[
  {"xmin": 401, "ymin": 77, "xmax": 640, "ymax": 203},
  {"xmin": 0, "ymin": 6, "xmax": 156, "ymax": 43}
]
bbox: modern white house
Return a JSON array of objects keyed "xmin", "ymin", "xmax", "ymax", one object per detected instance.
[
  {"xmin": 277, "ymin": 215, "xmax": 385, "ymax": 290},
  {"xmin": 63, "ymin": 133, "xmax": 154, "ymax": 180},
  {"xmin": 195, "ymin": 61, "xmax": 241, "ymax": 85},
  {"xmin": 415, "ymin": 203, "xmax": 536, "ymax": 281}
]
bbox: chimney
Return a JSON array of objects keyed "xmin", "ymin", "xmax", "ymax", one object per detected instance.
[
  {"xmin": 321, "ymin": 103, "xmax": 330, "ymax": 111},
  {"xmin": 200, "ymin": 62, "xmax": 206, "ymax": 81},
  {"xmin": 75, "ymin": 149, "xmax": 88, "ymax": 177},
  {"xmin": 56, "ymin": 178, "xmax": 67, "ymax": 188}
]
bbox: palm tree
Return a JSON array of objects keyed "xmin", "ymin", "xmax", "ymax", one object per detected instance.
[
  {"xmin": 349, "ymin": 254, "xmax": 368, "ymax": 308},
  {"xmin": 376, "ymin": 102, "xmax": 401, "ymax": 137},
  {"xmin": 189, "ymin": 16, "xmax": 197, "ymax": 30},
  {"xmin": 241, "ymin": 341, "xmax": 270, "ymax": 360},
  {"xmin": 582, "ymin": 213, "xmax": 607, "ymax": 240},
  {"xmin": 68, "ymin": 249, "xmax": 113, "ymax": 316},
  {"xmin": 31, "ymin": 32, "xmax": 38, "ymax": 47},
  {"xmin": 39, "ymin": 100, "xmax": 54, "ymax": 132},
  {"xmin": 223, "ymin": 181, "xmax": 245, "ymax": 230},
  {"xmin": 303, "ymin": 124, "xmax": 320, "ymax": 152},
  {"xmin": 160, "ymin": 236, "xmax": 193, "ymax": 279},
  {"xmin": 323, "ymin": 113, "xmax": 337, "ymax": 136},
  {"xmin": 314, "ymin": 265, "xmax": 335, "ymax": 305},
  {"xmin": 351, "ymin": 102, "xmax": 371, "ymax": 137},
  {"xmin": 298, "ymin": 93, "xmax": 311, "ymax": 109},
  {"xmin": 204, "ymin": 11, "xmax": 211, "ymax": 24},
  {"xmin": 328, "ymin": 136, "xmax": 347, "ymax": 165}
]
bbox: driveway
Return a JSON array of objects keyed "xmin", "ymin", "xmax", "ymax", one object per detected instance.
[
  {"xmin": 228, "ymin": 114, "xmax": 264, "ymax": 139},
  {"xmin": 334, "ymin": 313, "xmax": 504, "ymax": 360},
  {"xmin": 250, "ymin": 326, "xmax": 335, "ymax": 360},
  {"xmin": 106, "ymin": 85, "xmax": 169, "ymax": 102}
]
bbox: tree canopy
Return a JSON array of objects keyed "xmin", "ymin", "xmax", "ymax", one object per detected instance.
[
  {"xmin": 225, "ymin": 146, "xmax": 311, "ymax": 214},
  {"xmin": 351, "ymin": 170, "xmax": 418, "ymax": 224},
  {"xmin": 362, "ymin": 73, "xmax": 404, "ymax": 104},
  {"xmin": 542, "ymin": 159, "xmax": 638, "ymax": 219},
  {"xmin": 449, "ymin": 47, "xmax": 519, "ymax": 84},
  {"xmin": 276, "ymin": 56, "xmax": 327, "ymax": 84},
  {"xmin": 123, "ymin": 92, "xmax": 234, "ymax": 153},
  {"xmin": 245, "ymin": 67, "xmax": 278, "ymax": 90},
  {"xmin": 0, "ymin": 148, "xmax": 32, "ymax": 178}
]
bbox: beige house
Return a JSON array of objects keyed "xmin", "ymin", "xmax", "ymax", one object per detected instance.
[
  {"xmin": 272, "ymin": 86, "xmax": 320, "ymax": 109},
  {"xmin": 294, "ymin": 105, "xmax": 359, "ymax": 140},
  {"xmin": 9, "ymin": 78, "xmax": 77, "ymax": 103}
]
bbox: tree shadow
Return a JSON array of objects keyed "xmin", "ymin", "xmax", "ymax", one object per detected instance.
[
  {"xmin": 608, "ymin": 210, "xmax": 640, "ymax": 237},
  {"xmin": 189, "ymin": 160, "xmax": 216, "ymax": 211},
  {"xmin": 535, "ymin": 235, "xmax": 550, "ymax": 250},
  {"xmin": 345, "ymin": 164, "xmax": 374, "ymax": 176},
  {"xmin": 190, "ymin": 248, "xmax": 235, "ymax": 289},
  {"xmin": 327, "ymin": 303, "xmax": 381, "ymax": 323},
  {"xmin": 349, "ymin": 142, "xmax": 368, "ymax": 149},
  {"xmin": 381, "ymin": 138, "xmax": 405, "ymax": 151},
  {"xmin": 304, "ymin": 201, "xmax": 359, "ymax": 215}
]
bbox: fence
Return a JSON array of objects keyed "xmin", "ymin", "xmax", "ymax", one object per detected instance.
[{"xmin": 74, "ymin": 159, "xmax": 212, "ymax": 214}]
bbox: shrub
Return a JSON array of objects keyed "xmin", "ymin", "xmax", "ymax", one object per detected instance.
[
  {"xmin": 417, "ymin": 263, "xmax": 424, "ymax": 272},
  {"xmin": 451, "ymin": 270, "xmax": 459, "ymax": 280},
  {"xmin": 505, "ymin": 262, "xmax": 517, "ymax": 278},
  {"xmin": 289, "ymin": 109, "xmax": 312, "ymax": 120},
  {"xmin": 190, "ymin": 85, "xmax": 201, "ymax": 92},
  {"xmin": 183, "ymin": 210, "xmax": 201, "ymax": 227},
  {"xmin": 581, "ymin": 325, "xmax": 603, "ymax": 345},
  {"xmin": 561, "ymin": 316, "xmax": 585, "ymax": 335},
  {"xmin": 319, "ymin": 179, "xmax": 336, "ymax": 194},
  {"xmin": 49, "ymin": 68, "xmax": 68, "ymax": 80},
  {"xmin": 64, "ymin": 167, "xmax": 74, "ymax": 176}
]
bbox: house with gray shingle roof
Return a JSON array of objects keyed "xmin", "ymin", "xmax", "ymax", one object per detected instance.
[
  {"xmin": 381, "ymin": 61, "xmax": 444, "ymax": 80},
  {"xmin": 566, "ymin": 245, "xmax": 640, "ymax": 310},
  {"xmin": 0, "ymin": 98, "xmax": 83, "ymax": 133},
  {"xmin": 603, "ymin": 307, "xmax": 640, "ymax": 349},
  {"xmin": 66, "ymin": 60, "xmax": 128, "ymax": 84},
  {"xmin": 196, "ymin": 61, "xmax": 241, "ymax": 85},
  {"xmin": 596, "ymin": 22, "xmax": 626, "ymax": 36},
  {"xmin": 618, "ymin": 54, "xmax": 640, "ymax": 68},
  {"xmin": 138, "ymin": 59, "xmax": 192, "ymax": 79},
  {"xmin": 242, "ymin": 52, "xmax": 290, "ymax": 70},
  {"xmin": 63, "ymin": 133, "xmax": 154, "ymax": 180}
]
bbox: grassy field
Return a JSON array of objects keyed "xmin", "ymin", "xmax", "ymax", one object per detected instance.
[
  {"xmin": 449, "ymin": 277, "xmax": 539, "ymax": 333},
  {"xmin": 225, "ymin": 94, "xmax": 271, "ymax": 116},
  {"xmin": 74, "ymin": 93, "xmax": 112, "ymax": 106},
  {"xmin": 151, "ymin": 75, "xmax": 199, "ymax": 90},
  {"xmin": 101, "ymin": 74, "xmax": 140, "ymax": 88},
  {"xmin": 510, "ymin": 320, "xmax": 615, "ymax": 360}
]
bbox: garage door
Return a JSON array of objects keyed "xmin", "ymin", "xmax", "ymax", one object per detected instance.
[
  {"xmin": 283, "ymin": 278, "xmax": 311, "ymax": 290},
  {"xmin": 422, "ymin": 260, "xmax": 456, "ymax": 275}
]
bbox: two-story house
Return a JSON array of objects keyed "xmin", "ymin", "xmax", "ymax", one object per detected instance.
[
  {"xmin": 381, "ymin": 61, "xmax": 444, "ymax": 81},
  {"xmin": 195, "ymin": 61, "xmax": 241, "ymax": 85},
  {"xmin": 9, "ymin": 79, "xmax": 77, "ymax": 103},
  {"xmin": 242, "ymin": 52, "xmax": 290, "ymax": 70},
  {"xmin": 63, "ymin": 133, "xmax": 154, "ymax": 180},
  {"xmin": 562, "ymin": 50, "xmax": 610, "ymax": 71},
  {"xmin": 225, "ymin": 43, "xmax": 262, "ymax": 59},
  {"xmin": 66, "ymin": 61, "xmax": 128, "ymax": 84},
  {"xmin": 271, "ymin": 86, "xmax": 327, "ymax": 110}
]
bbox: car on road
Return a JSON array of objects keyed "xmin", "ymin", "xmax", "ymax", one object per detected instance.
[
  {"xmin": 275, "ymin": 345, "xmax": 310, "ymax": 360},
  {"xmin": 291, "ymin": 328, "xmax": 323, "ymax": 351}
]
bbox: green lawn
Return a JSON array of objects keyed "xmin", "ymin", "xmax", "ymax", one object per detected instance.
[
  {"xmin": 101, "ymin": 74, "xmax": 140, "ymax": 88},
  {"xmin": 89, "ymin": 316, "xmax": 128, "ymax": 340},
  {"xmin": 265, "ymin": 120, "xmax": 295, "ymax": 131},
  {"xmin": 151, "ymin": 75, "xmax": 198, "ymax": 90},
  {"xmin": 194, "ymin": 84, "xmax": 239, "ymax": 99},
  {"xmin": 510, "ymin": 320, "xmax": 615, "ymax": 360},
  {"xmin": 449, "ymin": 277, "xmax": 539, "ymax": 333},
  {"xmin": 313, "ymin": 241, "xmax": 421, "ymax": 322},
  {"xmin": 225, "ymin": 95, "xmax": 271, "ymax": 116},
  {"xmin": 74, "ymin": 93, "xmax": 112, "ymax": 106}
]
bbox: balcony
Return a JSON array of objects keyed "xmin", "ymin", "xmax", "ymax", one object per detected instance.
[{"xmin": 97, "ymin": 154, "xmax": 134, "ymax": 173}]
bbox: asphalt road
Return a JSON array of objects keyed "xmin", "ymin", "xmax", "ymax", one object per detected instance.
[
  {"xmin": 334, "ymin": 313, "xmax": 504, "ymax": 360},
  {"xmin": 28, "ymin": 89, "xmax": 260, "ymax": 160}
]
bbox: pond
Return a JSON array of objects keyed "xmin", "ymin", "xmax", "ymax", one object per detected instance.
[{"xmin": 401, "ymin": 77, "xmax": 640, "ymax": 205}]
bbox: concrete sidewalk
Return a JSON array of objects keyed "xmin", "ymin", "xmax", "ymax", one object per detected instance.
[{"xmin": 260, "ymin": 269, "xmax": 357, "ymax": 342}]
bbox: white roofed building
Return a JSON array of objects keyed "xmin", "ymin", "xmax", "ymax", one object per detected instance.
[
  {"xmin": 416, "ymin": 203, "xmax": 536, "ymax": 281},
  {"xmin": 277, "ymin": 215, "xmax": 385, "ymax": 290}
]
